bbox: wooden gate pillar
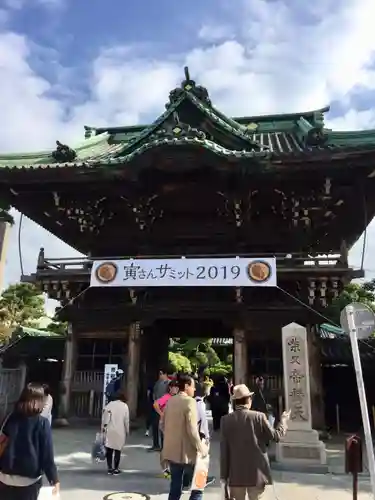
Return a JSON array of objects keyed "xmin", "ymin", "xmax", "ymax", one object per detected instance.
[
  {"xmin": 56, "ymin": 323, "xmax": 76, "ymax": 425},
  {"xmin": 126, "ymin": 322, "xmax": 141, "ymax": 419},
  {"xmin": 233, "ymin": 328, "xmax": 248, "ymax": 385},
  {"xmin": 307, "ymin": 324, "xmax": 325, "ymax": 429}
]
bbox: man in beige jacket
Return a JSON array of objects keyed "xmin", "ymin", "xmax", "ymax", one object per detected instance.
[
  {"xmin": 220, "ymin": 384, "xmax": 290, "ymax": 500},
  {"xmin": 162, "ymin": 374, "xmax": 208, "ymax": 500}
]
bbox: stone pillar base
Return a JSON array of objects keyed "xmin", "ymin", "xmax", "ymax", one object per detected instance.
[{"xmin": 275, "ymin": 429, "xmax": 327, "ymax": 466}]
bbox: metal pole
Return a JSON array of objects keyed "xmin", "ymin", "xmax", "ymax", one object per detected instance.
[
  {"xmin": 353, "ymin": 471, "xmax": 358, "ymax": 500},
  {"xmin": 347, "ymin": 305, "xmax": 375, "ymax": 499}
]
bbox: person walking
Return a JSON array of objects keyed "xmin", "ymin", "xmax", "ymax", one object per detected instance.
[
  {"xmin": 150, "ymin": 368, "xmax": 169, "ymax": 451},
  {"xmin": 0, "ymin": 383, "xmax": 60, "ymax": 500},
  {"xmin": 208, "ymin": 375, "xmax": 230, "ymax": 431},
  {"xmin": 105, "ymin": 370, "xmax": 124, "ymax": 403},
  {"xmin": 162, "ymin": 373, "xmax": 208, "ymax": 500},
  {"xmin": 40, "ymin": 384, "xmax": 53, "ymax": 425},
  {"xmin": 194, "ymin": 384, "xmax": 209, "ymax": 441},
  {"xmin": 154, "ymin": 380, "xmax": 179, "ymax": 478},
  {"xmin": 220, "ymin": 384, "xmax": 290, "ymax": 500},
  {"xmin": 251, "ymin": 377, "xmax": 268, "ymax": 415},
  {"xmin": 102, "ymin": 391, "xmax": 130, "ymax": 475},
  {"xmin": 145, "ymin": 382, "xmax": 154, "ymax": 437}
]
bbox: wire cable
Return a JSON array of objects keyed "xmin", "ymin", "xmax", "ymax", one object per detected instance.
[
  {"xmin": 277, "ymin": 285, "xmax": 341, "ymax": 328},
  {"xmin": 17, "ymin": 212, "xmax": 24, "ymax": 276},
  {"xmin": 360, "ymin": 181, "xmax": 368, "ymax": 271},
  {"xmin": 52, "ymin": 286, "xmax": 91, "ymax": 318},
  {"xmin": 277, "ymin": 285, "xmax": 375, "ymax": 354}
]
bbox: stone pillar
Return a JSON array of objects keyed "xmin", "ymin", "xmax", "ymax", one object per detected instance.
[
  {"xmin": 126, "ymin": 322, "xmax": 141, "ymax": 419},
  {"xmin": 56, "ymin": 324, "xmax": 76, "ymax": 426},
  {"xmin": 276, "ymin": 322, "xmax": 327, "ymax": 468},
  {"xmin": 233, "ymin": 328, "xmax": 248, "ymax": 385}
]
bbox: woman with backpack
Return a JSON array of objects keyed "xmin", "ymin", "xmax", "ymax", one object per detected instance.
[{"xmin": 0, "ymin": 383, "xmax": 59, "ymax": 500}]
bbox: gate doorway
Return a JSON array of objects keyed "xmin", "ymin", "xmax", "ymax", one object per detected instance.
[{"xmin": 139, "ymin": 318, "xmax": 233, "ymax": 414}]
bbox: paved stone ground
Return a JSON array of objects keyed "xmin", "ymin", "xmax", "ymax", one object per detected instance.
[{"xmin": 53, "ymin": 426, "xmax": 374, "ymax": 500}]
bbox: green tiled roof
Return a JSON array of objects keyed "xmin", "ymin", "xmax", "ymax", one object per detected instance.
[
  {"xmin": 0, "ymin": 325, "xmax": 62, "ymax": 355},
  {"xmin": 2, "ymin": 67, "xmax": 375, "ymax": 170}
]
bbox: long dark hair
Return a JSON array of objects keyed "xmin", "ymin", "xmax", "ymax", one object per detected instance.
[
  {"xmin": 176, "ymin": 373, "xmax": 194, "ymax": 392},
  {"xmin": 113, "ymin": 391, "xmax": 127, "ymax": 403},
  {"xmin": 15, "ymin": 383, "xmax": 45, "ymax": 416}
]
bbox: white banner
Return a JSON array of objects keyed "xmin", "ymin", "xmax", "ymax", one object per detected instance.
[
  {"xmin": 103, "ymin": 364, "xmax": 118, "ymax": 409},
  {"xmin": 90, "ymin": 257, "xmax": 276, "ymax": 287}
]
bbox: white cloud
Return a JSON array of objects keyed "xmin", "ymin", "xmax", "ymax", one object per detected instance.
[
  {"xmin": 4, "ymin": 0, "xmax": 64, "ymax": 9},
  {"xmin": 198, "ymin": 24, "xmax": 234, "ymax": 43},
  {"xmin": 1, "ymin": 0, "xmax": 375, "ymax": 315}
]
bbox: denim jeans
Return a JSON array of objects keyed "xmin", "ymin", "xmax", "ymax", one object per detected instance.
[{"xmin": 168, "ymin": 462, "xmax": 202, "ymax": 500}]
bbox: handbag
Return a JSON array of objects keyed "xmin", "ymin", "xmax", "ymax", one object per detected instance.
[{"xmin": 0, "ymin": 414, "xmax": 10, "ymax": 458}]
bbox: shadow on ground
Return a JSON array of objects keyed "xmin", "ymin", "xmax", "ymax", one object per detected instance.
[{"xmin": 53, "ymin": 427, "xmax": 372, "ymax": 499}]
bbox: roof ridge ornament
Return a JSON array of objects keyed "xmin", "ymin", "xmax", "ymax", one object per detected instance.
[
  {"xmin": 296, "ymin": 117, "xmax": 328, "ymax": 147},
  {"xmin": 166, "ymin": 66, "xmax": 212, "ymax": 108},
  {"xmin": 51, "ymin": 141, "xmax": 77, "ymax": 163}
]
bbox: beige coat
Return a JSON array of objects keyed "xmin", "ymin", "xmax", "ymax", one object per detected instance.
[
  {"xmin": 162, "ymin": 392, "xmax": 206, "ymax": 465},
  {"xmin": 220, "ymin": 407, "xmax": 286, "ymax": 487},
  {"xmin": 102, "ymin": 400, "xmax": 130, "ymax": 451}
]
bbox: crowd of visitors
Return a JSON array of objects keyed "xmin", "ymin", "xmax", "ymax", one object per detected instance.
[
  {"xmin": 0, "ymin": 369, "xmax": 290, "ymax": 500},
  {"xmin": 144, "ymin": 369, "xmax": 289, "ymax": 500}
]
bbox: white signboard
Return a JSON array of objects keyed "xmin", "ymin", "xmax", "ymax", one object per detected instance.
[
  {"xmin": 90, "ymin": 257, "xmax": 277, "ymax": 288},
  {"xmin": 102, "ymin": 363, "xmax": 118, "ymax": 410}
]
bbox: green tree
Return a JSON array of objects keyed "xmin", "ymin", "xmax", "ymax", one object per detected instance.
[
  {"xmin": 0, "ymin": 283, "xmax": 45, "ymax": 341},
  {"xmin": 168, "ymin": 352, "xmax": 192, "ymax": 373},
  {"xmin": 44, "ymin": 321, "xmax": 68, "ymax": 336},
  {"xmin": 326, "ymin": 280, "xmax": 375, "ymax": 325},
  {"xmin": 0, "ymin": 203, "xmax": 14, "ymax": 225},
  {"xmin": 170, "ymin": 337, "xmax": 231, "ymax": 374}
]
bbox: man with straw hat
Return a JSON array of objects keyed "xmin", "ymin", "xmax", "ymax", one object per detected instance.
[{"xmin": 220, "ymin": 384, "xmax": 291, "ymax": 500}]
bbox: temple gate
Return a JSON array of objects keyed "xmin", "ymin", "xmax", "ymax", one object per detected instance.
[{"xmin": 0, "ymin": 68, "xmax": 372, "ymax": 426}]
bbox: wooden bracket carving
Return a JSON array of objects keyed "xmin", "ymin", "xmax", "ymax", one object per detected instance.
[
  {"xmin": 234, "ymin": 328, "xmax": 245, "ymax": 343},
  {"xmin": 129, "ymin": 322, "xmax": 141, "ymax": 342},
  {"xmin": 235, "ymin": 287, "xmax": 243, "ymax": 304},
  {"xmin": 129, "ymin": 289, "xmax": 137, "ymax": 305}
]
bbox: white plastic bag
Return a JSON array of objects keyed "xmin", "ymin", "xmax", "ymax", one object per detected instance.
[
  {"xmin": 191, "ymin": 454, "xmax": 210, "ymax": 491},
  {"xmin": 91, "ymin": 432, "xmax": 106, "ymax": 463},
  {"xmin": 38, "ymin": 486, "xmax": 60, "ymax": 500}
]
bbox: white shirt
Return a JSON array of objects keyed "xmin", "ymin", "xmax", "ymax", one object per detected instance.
[{"xmin": 196, "ymin": 397, "xmax": 209, "ymax": 440}]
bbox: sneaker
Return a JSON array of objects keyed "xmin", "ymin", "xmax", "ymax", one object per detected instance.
[
  {"xmin": 145, "ymin": 430, "xmax": 150, "ymax": 437},
  {"xmin": 148, "ymin": 446, "xmax": 161, "ymax": 452},
  {"xmin": 107, "ymin": 469, "xmax": 114, "ymax": 475},
  {"xmin": 113, "ymin": 469, "xmax": 121, "ymax": 475},
  {"xmin": 163, "ymin": 469, "xmax": 170, "ymax": 479}
]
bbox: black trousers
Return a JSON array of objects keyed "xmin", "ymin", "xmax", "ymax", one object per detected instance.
[
  {"xmin": 151, "ymin": 409, "xmax": 161, "ymax": 448},
  {"xmin": 212, "ymin": 408, "xmax": 228, "ymax": 431},
  {"xmin": 0, "ymin": 479, "xmax": 42, "ymax": 500},
  {"xmin": 145, "ymin": 401, "xmax": 153, "ymax": 430},
  {"xmin": 106, "ymin": 447, "xmax": 121, "ymax": 470}
]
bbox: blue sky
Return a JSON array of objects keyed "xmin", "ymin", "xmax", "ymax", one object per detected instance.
[{"xmin": 1, "ymin": 0, "xmax": 375, "ymax": 315}]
